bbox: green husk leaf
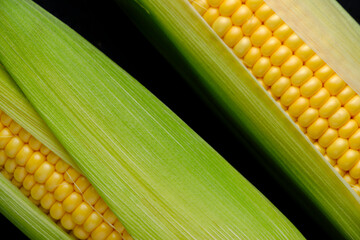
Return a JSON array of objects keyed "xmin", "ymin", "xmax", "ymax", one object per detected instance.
[
  {"xmin": 0, "ymin": 0, "xmax": 303, "ymax": 239},
  {"xmin": 0, "ymin": 174, "xmax": 72, "ymax": 240},
  {"xmin": 265, "ymin": 0, "xmax": 360, "ymax": 95},
  {"xmin": 113, "ymin": 0, "xmax": 360, "ymax": 238}
]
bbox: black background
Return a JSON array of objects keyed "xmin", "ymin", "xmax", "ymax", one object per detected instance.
[{"xmin": 1, "ymin": 0, "xmax": 359, "ymax": 239}]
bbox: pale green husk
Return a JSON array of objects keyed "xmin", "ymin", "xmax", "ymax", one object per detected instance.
[
  {"xmin": 0, "ymin": 174, "xmax": 72, "ymax": 240},
  {"xmin": 114, "ymin": 0, "xmax": 360, "ymax": 239},
  {"xmin": 0, "ymin": 0, "xmax": 303, "ymax": 239}
]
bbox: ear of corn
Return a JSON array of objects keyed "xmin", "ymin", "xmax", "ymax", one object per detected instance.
[
  {"xmin": 114, "ymin": 0, "xmax": 360, "ymax": 238},
  {"xmin": 0, "ymin": 0, "xmax": 304, "ymax": 239}
]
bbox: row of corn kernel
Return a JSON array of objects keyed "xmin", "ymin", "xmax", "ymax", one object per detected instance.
[
  {"xmin": 190, "ymin": 0, "xmax": 360, "ymax": 195},
  {"xmin": 0, "ymin": 110, "xmax": 131, "ymax": 240}
]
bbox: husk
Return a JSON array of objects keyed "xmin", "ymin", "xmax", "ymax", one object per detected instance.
[
  {"xmin": 113, "ymin": 0, "xmax": 360, "ymax": 238},
  {"xmin": 0, "ymin": 0, "xmax": 303, "ymax": 239}
]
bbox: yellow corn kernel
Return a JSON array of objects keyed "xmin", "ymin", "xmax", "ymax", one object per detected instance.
[
  {"xmin": 122, "ymin": 231, "xmax": 132, "ymax": 240},
  {"xmin": 233, "ymin": 36, "xmax": 251, "ymax": 58},
  {"xmin": 5, "ymin": 158, "xmax": 16, "ymax": 173},
  {"xmin": 104, "ymin": 208, "xmax": 117, "ymax": 225},
  {"xmin": 45, "ymin": 172, "xmax": 64, "ymax": 192},
  {"xmin": 208, "ymin": 0, "xmax": 224, "ymax": 7},
  {"xmin": 18, "ymin": 129, "xmax": 31, "ymax": 143},
  {"xmin": 0, "ymin": 128, "xmax": 13, "ymax": 149},
  {"xmin": 74, "ymin": 176, "xmax": 91, "ymax": 193},
  {"xmin": 31, "ymin": 183, "xmax": 47, "ymax": 200},
  {"xmin": 224, "ymin": 26, "xmax": 243, "ymax": 47},
  {"xmin": 344, "ymin": 173, "xmax": 357, "ymax": 186},
  {"xmin": 337, "ymin": 149, "xmax": 360, "ymax": 171},
  {"xmin": 337, "ymin": 86, "xmax": 356, "ymax": 105},
  {"xmin": 83, "ymin": 186, "xmax": 101, "ymax": 205},
  {"xmin": 72, "ymin": 202, "xmax": 93, "ymax": 225},
  {"xmin": 324, "ymin": 155, "xmax": 336, "ymax": 166},
  {"xmin": 339, "ymin": 120, "xmax": 358, "ymax": 139},
  {"xmin": 14, "ymin": 166, "xmax": 27, "ymax": 182},
  {"xmin": 273, "ymin": 24, "xmax": 293, "ymax": 42},
  {"xmin": 212, "ymin": 16, "xmax": 232, "ymax": 37},
  {"xmin": 29, "ymin": 136, "xmax": 42, "ymax": 151},
  {"xmin": 40, "ymin": 145, "xmax": 51, "ymax": 156},
  {"xmin": 319, "ymin": 97, "xmax": 341, "ymax": 118},
  {"xmin": 350, "ymin": 160, "xmax": 360, "ymax": 179},
  {"xmin": 290, "ymin": 66, "xmax": 312, "ymax": 87},
  {"xmin": 318, "ymin": 128, "xmax": 338, "ymax": 148},
  {"xmin": 46, "ymin": 152, "xmax": 59, "ymax": 165},
  {"xmin": 288, "ymin": 97, "xmax": 309, "ymax": 118},
  {"xmin": 34, "ymin": 161, "xmax": 55, "ymax": 183},
  {"xmin": 271, "ymin": 77, "xmax": 290, "ymax": 97},
  {"xmin": 328, "ymin": 108, "xmax": 350, "ymax": 129},
  {"xmin": 315, "ymin": 65, "xmax": 335, "ymax": 83},
  {"xmin": 281, "ymin": 55, "xmax": 302, "ymax": 77},
  {"xmin": 9, "ymin": 121, "xmax": 21, "ymax": 135},
  {"xmin": 5, "ymin": 136, "xmax": 24, "ymax": 158},
  {"xmin": 23, "ymin": 174, "xmax": 35, "ymax": 190},
  {"xmin": 61, "ymin": 213, "xmax": 76, "ymax": 230},
  {"xmin": 92, "ymin": 222, "xmax": 113, "ymax": 240},
  {"xmin": 219, "ymin": 0, "xmax": 241, "ymax": 16},
  {"xmin": 327, "ymin": 138, "xmax": 349, "ymax": 159},
  {"xmin": 28, "ymin": 196, "xmax": 40, "ymax": 206},
  {"xmin": 314, "ymin": 142, "xmax": 325, "ymax": 155},
  {"xmin": 284, "ymin": 33, "xmax": 303, "ymax": 51},
  {"xmin": 345, "ymin": 95, "xmax": 360, "ymax": 117},
  {"xmin": 324, "ymin": 75, "xmax": 346, "ymax": 96},
  {"xmin": 252, "ymin": 57, "xmax": 271, "ymax": 77},
  {"xmin": 55, "ymin": 160, "xmax": 70, "ymax": 173},
  {"xmin": 243, "ymin": 47, "xmax": 261, "ymax": 67},
  {"xmin": 264, "ymin": 14, "xmax": 283, "ymax": 31},
  {"xmin": 270, "ymin": 45, "xmax": 292, "ymax": 66},
  {"xmin": 305, "ymin": 54, "xmax": 325, "ymax": 71},
  {"xmin": 54, "ymin": 181, "xmax": 73, "ymax": 201},
  {"xmin": 84, "ymin": 212, "xmax": 103, "ymax": 233},
  {"xmin": 260, "ymin": 37, "xmax": 281, "ymax": 57},
  {"xmin": 20, "ymin": 187, "xmax": 30, "ymax": 197},
  {"xmin": 310, "ymin": 88, "xmax": 330, "ymax": 109},
  {"xmin": 64, "ymin": 167, "xmax": 81, "ymax": 183},
  {"xmin": 63, "ymin": 192, "xmax": 83, "ymax": 212},
  {"xmin": 349, "ymin": 129, "xmax": 360, "ymax": 150},
  {"xmin": 106, "ymin": 231, "xmax": 122, "ymax": 240},
  {"xmin": 73, "ymin": 225, "xmax": 90, "ymax": 240},
  {"xmin": 245, "ymin": 0, "xmax": 262, "ymax": 11},
  {"xmin": 280, "ymin": 86, "xmax": 300, "ymax": 107},
  {"xmin": 1, "ymin": 169, "xmax": 13, "ymax": 180},
  {"xmin": 307, "ymin": 118, "xmax": 328, "ymax": 139},
  {"xmin": 334, "ymin": 165, "xmax": 346, "ymax": 177},
  {"xmin": 263, "ymin": 66, "xmax": 281, "ymax": 86},
  {"xmin": 15, "ymin": 145, "xmax": 33, "ymax": 166},
  {"xmin": 295, "ymin": 44, "xmax": 314, "ymax": 62},
  {"xmin": 25, "ymin": 152, "xmax": 45, "ymax": 174},
  {"xmin": 203, "ymin": 8, "xmax": 220, "ymax": 25},
  {"xmin": 298, "ymin": 108, "xmax": 318, "ymax": 128},
  {"xmin": 255, "ymin": 4, "xmax": 273, "ymax": 22},
  {"xmin": 300, "ymin": 77, "xmax": 322, "ymax": 98},
  {"xmin": 192, "ymin": 0, "xmax": 209, "ymax": 16},
  {"xmin": 1, "ymin": 113, "xmax": 12, "ymax": 126},
  {"xmin": 242, "ymin": 16, "xmax": 261, "ymax": 36},
  {"xmin": 114, "ymin": 220, "xmax": 125, "ymax": 233},
  {"xmin": 94, "ymin": 198, "xmax": 109, "ymax": 214},
  {"xmin": 40, "ymin": 193, "xmax": 56, "ymax": 210},
  {"xmin": 0, "ymin": 150, "xmax": 7, "ymax": 166},
  {"xmin": 250, "ymin": 25, "xmax": 271, "ymax": 47},
  {"xmin": 231, "ymin": 5, "xmax": 252, "ymax": 26}
]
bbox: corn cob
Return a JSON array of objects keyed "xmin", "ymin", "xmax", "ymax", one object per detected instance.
[
  {"xmin": 0, "ymin": 0, "xmax": 304, "ymax": 239},
  {"xmin": 114, "ymin": 0, "xmax": 360, "ymax": 238},
  {"xmin": 190, "ymin": 0, "xmax": 360, "ymax": 195},
  {"xmin": 0, "ymin": 109, "xmax": 132, "ymax": 240}
]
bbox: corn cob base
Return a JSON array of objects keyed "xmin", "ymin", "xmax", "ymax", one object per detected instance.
[
  {"xmin": 190, "ymin": 0, "xmax": 360, "ymax": 196},
  {"xmin": 0, "ymin": 110, "xmax": 132, "ymax": 240}
]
